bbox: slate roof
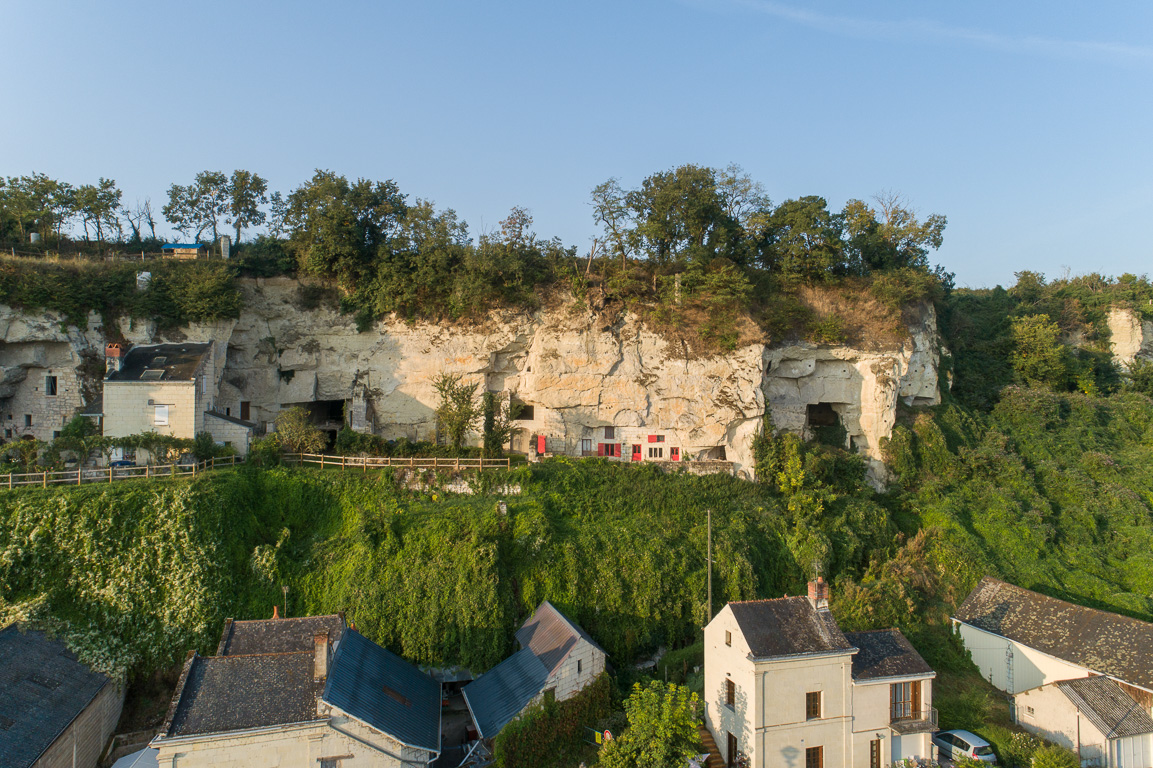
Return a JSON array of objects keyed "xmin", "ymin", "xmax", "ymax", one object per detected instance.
[
  {"xmin": 1056, "ymin": 676, "xmax": 1153, "ymax": 739},
  {"xmin": 461, "ymin": 649, "xmax": 550, "ymax": 739},
  {"xmin": 105, "ymin": 343, "xmax": 211, "ymax": 382},
  {"xmin": 322, "ymin": 629, "xmax": 441, "ymax": 753},
  {"xmin": 0, "ymin": 625, "xmax": 113, "ymax": 768},
  {"xmin": 843, "ymin": 629, "xmax": 934, "ymax": 681},
  {"xmin": 729, "ymin": 597, "xmax": 854, "ymax": 659},
  {"xmin": 204, "ymin": 410, "xmax": 257, "ymax": 429},
  {"xmin": 166, "ymin": 652, "xmax": 323, "ymax": 736},
  {"xmin": 954, "ymin": 577, "xmax": 1153, "ymax": 691},
  {"xmin": 216, "ymin": 614, "xmax": 345, "ymax": 656},
  {"xmin": 515, "ymin": 601, "xmax": 606, "ymax": 675}
]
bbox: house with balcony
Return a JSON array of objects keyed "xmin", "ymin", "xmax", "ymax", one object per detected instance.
[{"xmin": 704, "ymin": 578, "xmax": 937, "ymax": 768}]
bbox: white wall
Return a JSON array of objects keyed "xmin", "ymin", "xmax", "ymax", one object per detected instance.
[
  {"xmin": 956, "ymin": 622, "xmax": 1091, "ymax": 694},
  {"xmin": 153, "ymin": 715, "xmax": 433, "ymax": 768},
  {"xmin": 704, "ymin": 606, "xmax": 758, "ymax": 767}
]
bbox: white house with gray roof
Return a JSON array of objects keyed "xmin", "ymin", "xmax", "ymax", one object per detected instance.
[
  {"xmin": 1015, "ymin": 676, "xmax": 1153, "ymax": 768},
  {"xmin": 705, "ymin": 577, "xmax": 937, "ymax": 768},
  {"xmin": 462, "ymin": 601, "xmax": 607, "ymax": 741}
]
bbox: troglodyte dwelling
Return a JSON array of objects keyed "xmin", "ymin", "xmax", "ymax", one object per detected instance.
[
  {"xmin": 704, "ymin": 578, "xmax": 937, "ymax": 768},
  {"xmin": 150, "ymin": 612, "xmax": 441, "ymax": 767}
]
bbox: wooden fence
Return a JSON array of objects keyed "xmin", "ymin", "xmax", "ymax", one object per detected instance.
[
  {"xmin": 283, "ymin": 454, "xmax": 511, "ymax": 472},
  {"xmin": 0, "ymin": 455, "xmax": 243, "ymax": 490}
]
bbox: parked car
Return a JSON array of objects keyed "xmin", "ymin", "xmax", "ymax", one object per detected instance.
[{"xmin": 932, "ymin": 729, "xmax": 997, "ymax": 764}]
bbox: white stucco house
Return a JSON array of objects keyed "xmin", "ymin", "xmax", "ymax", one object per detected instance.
[
  {"xmin": 151, "ymin": 613, "xmax": 441, "ymax": 767},
  {"xmin": 704, "ymin": 578, "xmax": 937, "ymax": 768},
  {"xmin": 462, "ymin": 601, "xmax": 607, "ymax": 741},
  {"xmin": 953, "ymin": 576, "xmax": 1153, "ymax": 767},
  {"xmin": 1015, "ymin": 676, "xmax": 1153, "ymax": 767}
]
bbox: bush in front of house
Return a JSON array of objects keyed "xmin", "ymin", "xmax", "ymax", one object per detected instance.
[{"xmin": 493, "ymin": 672, "xmax": 613, "ymax": 768}]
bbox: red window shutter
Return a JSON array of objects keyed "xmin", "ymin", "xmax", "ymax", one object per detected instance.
[
  {"xmin": 597, "ymin": 443, "xmax": 605, "ymax": 457},
  {"xmin": 648, "ymin": 434, "xmax": 658, "ymax": 443},
  {"xmin": 537, "ymin": 435, "xmax": 546, "ymax": 454}
]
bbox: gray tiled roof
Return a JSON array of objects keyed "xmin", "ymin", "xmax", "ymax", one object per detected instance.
[
  {"xmin": 729, "ymin": 597, "xmax": 854, "ymax": 659},
  {"xmin": 105, "ymin": 343, "xmax": 210, "ymax": 382},
  {"xmin": 1056, "ymin": 676, "xmax": 1153, "ymax": 739},
  {"xmin": 462, "ymin": 648, "xmax": 549, "ymax": 739},
  {"xmin": 844, "ymin": 629, "xmax": 933, "ymax": 680},
  {"xmin": 166, "ymin": 652, "xmax": 323, "ymax": 736},
  {"xmin": 216, "ymin": 614, "xmax": 345, "ymax": 656},
  {"xmin": 515, "ymin": 601, "xmax": 606, "ymax": 675},
  {"xmin": 955, "ymin": 577, "xmax": 1153, "ymax": 691},
  {"xmin": 0, "ymin": 625, "xmax": 112, "ymax": 768},
  {"xmin": 322, "ymin": 629, "xmax": 441, "ymax": 753}
]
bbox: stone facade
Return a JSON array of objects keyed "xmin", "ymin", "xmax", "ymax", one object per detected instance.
[
  {"xmin": 203, "ymin": 412, "xmax": 254, "ymax": 457},
  {"xmin": 103, "ymin": 347, "xmax": 215, "ymax": 455},
  {"xmin": 34, "ymin": 680, "xmax": 125, "ymax": 768},
  {"xmin": 540, "ymin": 636, "xmax": 605, "ymax": 704},
  {"xmin": 0, "ymin": 341, "xmax": 90, "ymax": 442}
]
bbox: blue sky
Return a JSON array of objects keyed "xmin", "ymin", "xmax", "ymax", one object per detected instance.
[{"xmin": 1, "ymin": 1, "xmax": 1150, "ymax": 288}]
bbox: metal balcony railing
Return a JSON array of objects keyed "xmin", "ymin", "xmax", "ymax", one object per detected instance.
[{"xmin": 891, "ymin": 705, "xmax": 938, "ymax": 727}]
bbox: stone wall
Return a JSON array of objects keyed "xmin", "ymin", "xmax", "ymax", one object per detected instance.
[{"xmin": 0, "ymin": 279, "xmax": 948, "ymax": 481}]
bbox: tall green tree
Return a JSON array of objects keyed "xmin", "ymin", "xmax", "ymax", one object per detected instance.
[
  {"xmin": 75, "ymin": 178, "xmax": 123, "ymax": 244},
  {"xmin": 432, "ymin": 373, "xmax": 481, "ymax": 450},
  {"xmin": 762, "ymin": 196, "xmax": 846, "ymax": 281},
  {"xmin": 163, "ymin": 171, "xmax": 229, "ymax": 242},
  {"xmin": 591, "ymin": 177, "xmax": 635, "ymax": 269},
  {"xmin": 598, "ymin": 681, "xmax": 702, "ymax": 768},
  {"xmin": 226, "ymin": 170, "xmax": 269, "ymax": 242},
  {"xmin": 842, "ymin": 192, "xmax": 946, "ymax": 273},
  {"xmin": 1010, "ymin": 314, "xmax": 1068, "ymax": 388},
  {"xmin": 627, "ymin": 164, "xmax": 739, "ymax": 267},
  {"xmin": 285, "ymin": 170, "xmax": 407, "ymax": 289}
]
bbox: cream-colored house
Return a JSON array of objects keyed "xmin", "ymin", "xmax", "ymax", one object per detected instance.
[
  {"xmin": 151, "ymin": 613, "xmax": 441, "ymax": 767},
  {"xmin": 462, "ymin": 601, "xmax": 607, "ymax": 741},
  {"xmin": 1015, "ymin": 676, "xmax": 1153, "ymax": 768},
  {"xmin": 704, "ymin": 578, "xmax": 936, "ymax": 768}
]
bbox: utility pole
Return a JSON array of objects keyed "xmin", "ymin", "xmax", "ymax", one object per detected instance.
[{"xmin": 706, "ymin": 508, "xmax": 712, "ymax": 622}]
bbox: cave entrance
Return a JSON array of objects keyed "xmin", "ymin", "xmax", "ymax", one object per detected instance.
[
  {"xmin": 806, "ymin": 402, "xmax": 847, "ymax": 448},
  {"xmin": 285, "ymin": 400, "xmax": 346, "ymax": 448}
]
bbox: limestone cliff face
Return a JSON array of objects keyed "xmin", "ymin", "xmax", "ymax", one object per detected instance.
[
  {"xmin": 1107, "ymin": 307, "xmax": 1153, "ymax": 364},
  {"xmin": 0, "ymin": 278, "xmax": 946, "ymax": 479}
]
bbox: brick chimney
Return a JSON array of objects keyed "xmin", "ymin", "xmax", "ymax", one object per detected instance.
[
  {"xmin": 314, "ymin": 633, "xmax": 330, "ymax": 681},
  {"xmin": 807, "ymin": 576, "xmax": 830, "ymax": 611},
  {"xmin": 105, "ymin": 342, "xmax": 129, "ymax": 374}
]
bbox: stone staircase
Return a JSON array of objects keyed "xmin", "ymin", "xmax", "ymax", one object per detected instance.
[{"xmin": 698, "ymin": 724, "xmax": 726, "ymax": 768}]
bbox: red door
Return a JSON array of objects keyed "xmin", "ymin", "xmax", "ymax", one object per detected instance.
[
  {"xmin": 537, "ymin": 435, "xmax": 546, "ymax": 454},
  {"xmin": 671, "ymin": 447, "xmax": 680, "ymax": 462},
  {"xmin": 632, "ymin": 444, "xmax": 642, "ymax": 461}
]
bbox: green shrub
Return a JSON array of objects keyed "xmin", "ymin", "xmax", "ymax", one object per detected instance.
[{"xmin": 494, "ymin": 672, "xmax": 613, "ymax": 768}]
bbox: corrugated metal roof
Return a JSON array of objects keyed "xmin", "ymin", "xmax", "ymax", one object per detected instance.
[
  {"xmin": 844, "ymin": 629, "xmax": 933, "ymax": 680},
  {"xmin": 322, "ymin": 629, "xmax": 440, "ymax": 753},
  {"xmin": 1057, "ymin": 676, "xmax": 1153, "ymax": 739},
  {"xmin": 729, "ymin": 597, "xmax": 854, "ymax": 659},
  {"xmin": 955, "ymin": 577, "xmax": 1153, "ymax": 691},
  {"xmin": 0, "ymin": 625, "xmax": 112, "ymax": 768},
  {"xmin": 461, "ymin": 648, "xmax": 549, "ymax": 739},
  {"xmin": 515, "ymin": 601, "xmax": 606, "ymax": 675}
]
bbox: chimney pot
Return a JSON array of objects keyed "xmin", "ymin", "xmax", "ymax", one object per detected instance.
[
  {"xmin": 272, "ymin": 605, "xmax": 280, "ymax": 619},
  {"xmin": 314, "ymin": 632, "xmax": 330, "ymax": 681},
  {"xmin": 807, "ymin": 576, "xmax": 830, "ymax": 611}
]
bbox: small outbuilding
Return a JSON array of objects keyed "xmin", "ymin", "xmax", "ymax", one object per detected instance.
[{"xmin": 0, "ymin": 624, "xmax": 125, "ymax": 768}]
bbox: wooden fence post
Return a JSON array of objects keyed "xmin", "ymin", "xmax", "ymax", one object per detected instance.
[
  {"xmin": 77, "ymin": 467, "xmax": 82, "ymax": 485},
  {"xmin": 43, "ymin": 472, "xmax": 47, "ymax": 488},
  {"xmin": 109, "ymin": 468, "xmax": 113, "ymax": 484}
]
